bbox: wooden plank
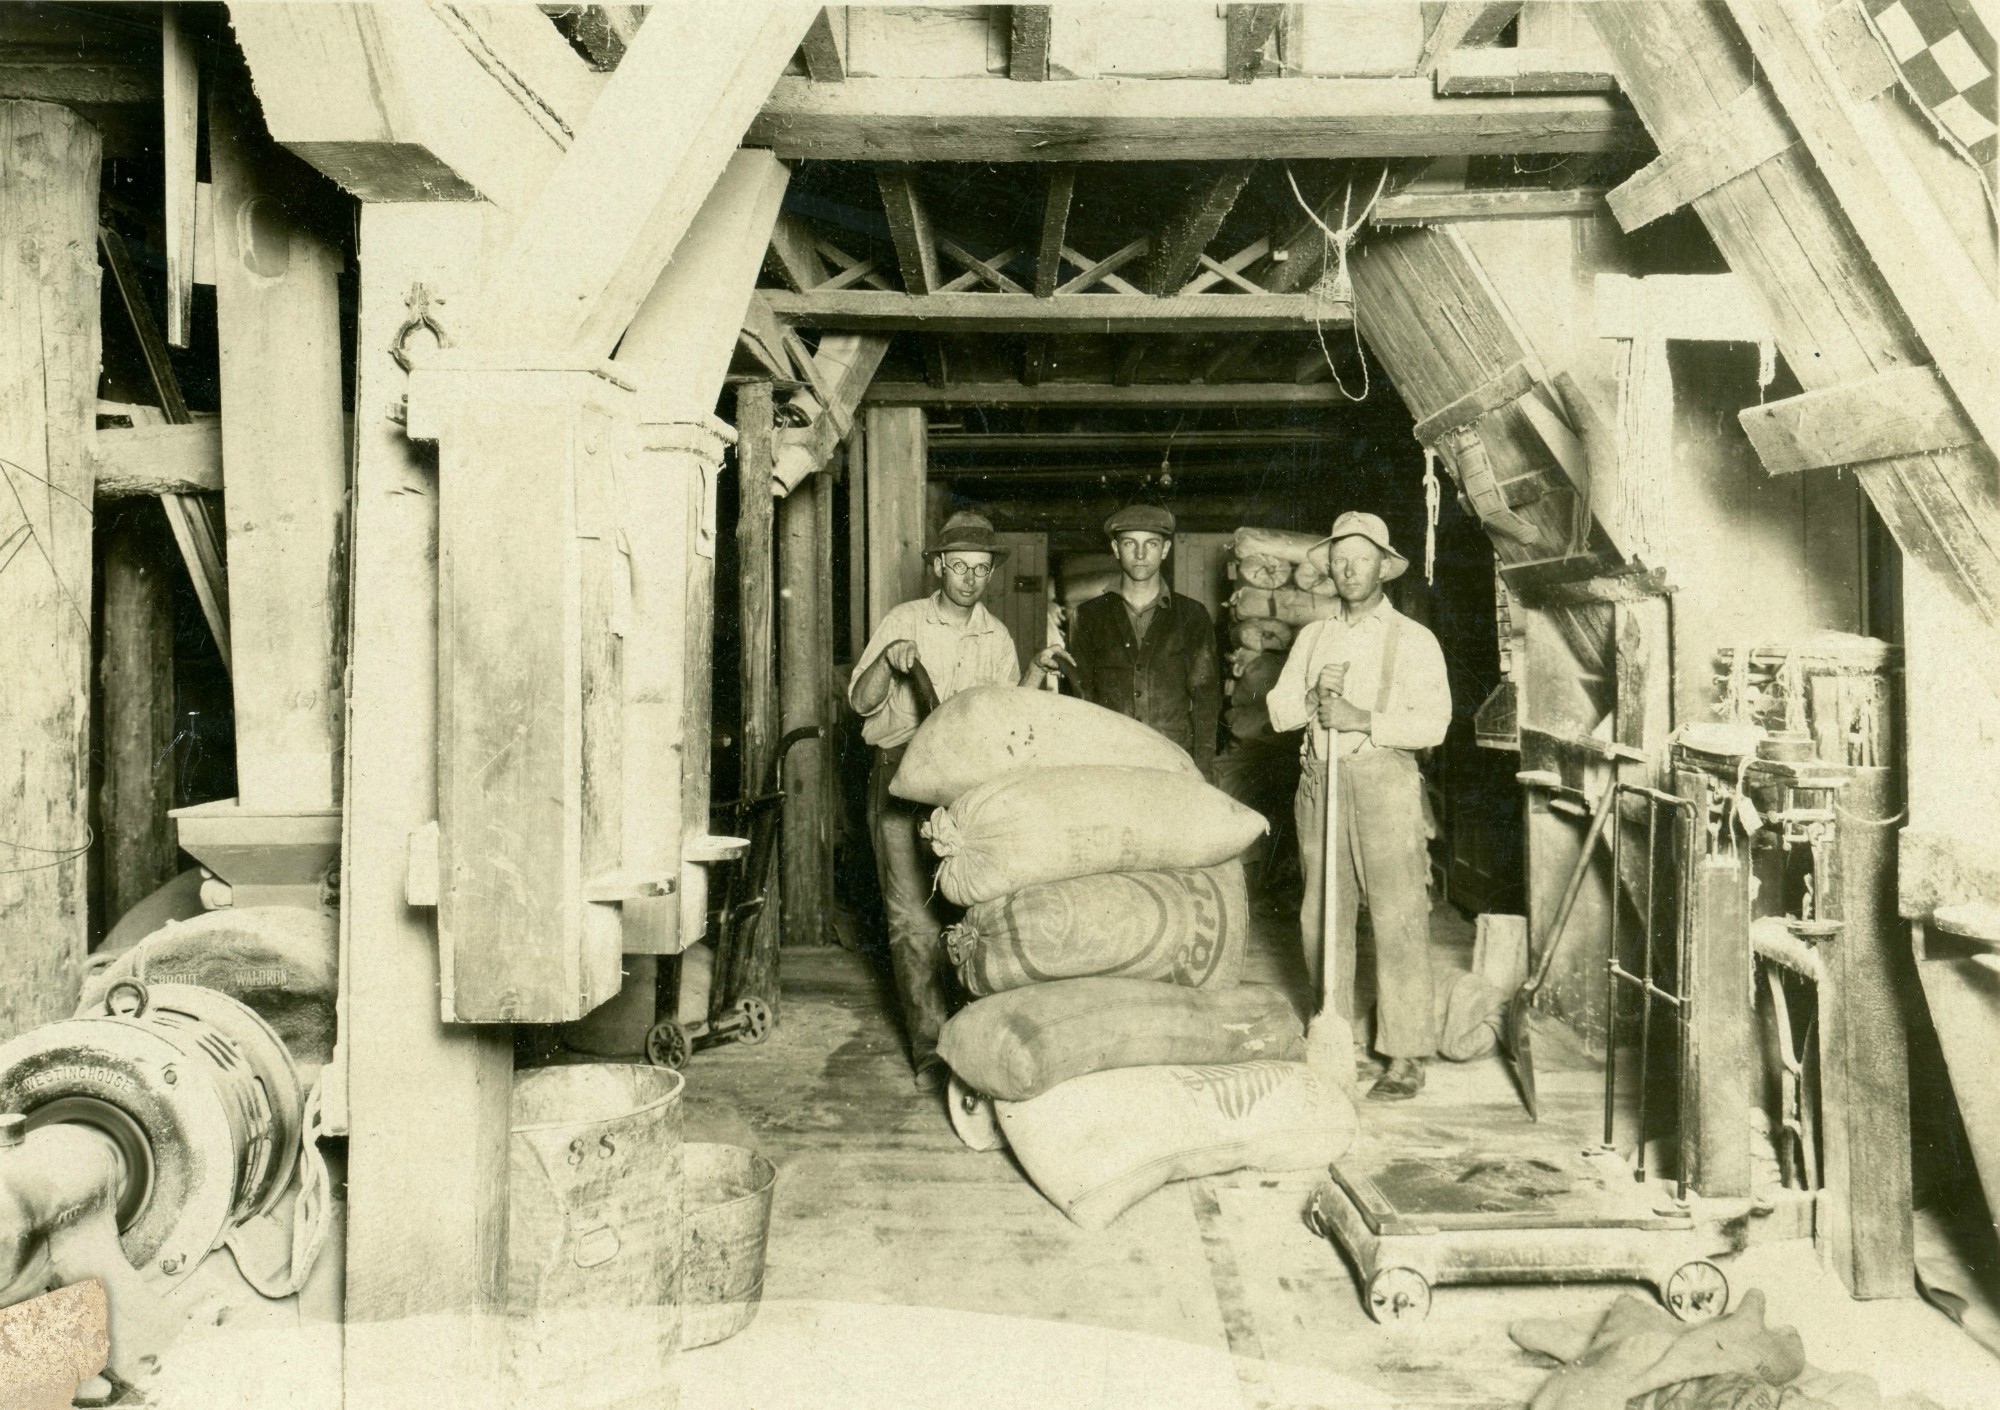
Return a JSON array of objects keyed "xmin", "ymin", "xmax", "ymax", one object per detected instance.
[
  {"xmin": 161, "ymin": 9, "xmax": 199, "ymax": 348},
  {"xmin": 1419, "ymin": 2, "xmax": 1523, "ymax": 72},
  {"xmin": 1606, "ymin": 80, "xmax": 1796, "ymax": 233},
  {"xmin": 767, "ymin": 212, "xmax": 830, "ymax": 291},
  {"xmin": 1724, "ymin": 0, "xmax": 2000, "ymax": 456},
  {"xmin": 939, "ymin": 236, "xmax": 1028, "ymax": 294},
  {"xmin": 1055, "ymin": 239, "xmax": 1149, "ymax": 295},
  {"xmin": 229, "ymin": 2, "xmax": 595, "ymax": 211},
  {"xmin": 0, "ymin": 49, "xmax": 155, "ymax": 104},
  {"xmin": 877, "ymin": 165, "xmax": 942, "ymax": 294},
  {"xmin": 92, "ymin": 421, "xmax": 222, "ymax": 499},
  {"xmin": 780, "ymin": 472, "xmax": 835, "ymax": 951},
  {"xmin": 738, "ymin": 382, "xmax": 780, "ymax": 820},
  {"xmin": 865, "ymin": 407, "xmax": 928, "ymax": 631},
  {"xmin": 1226, "ymin": 5, "xmax": 1284, "ymax": 83},
  {"xmin": 1143, "ymin": 164, "xmax": 1255, "ymax": 294},
  {"xmin": 1411, "ymin": 361, "xmax": 1534, "ymax": 445},
  {"xmin": 746, "ymin": 75, "xmax": 1646, "ymax": 161},
  {"xmin": 772, "ymin": 334, "xmax": 891, "ymax": 494},
  {"xmin": 1593, "ymin": 273, "xmax": 1772, "ymax": 343},
  {"xmin": 470, "ymin": 3, "xmax": 816, "ymax": 357},
  {"xmin": 1740, "ymin": 366, "xmax": 1978, "ymax": 476},
  {"xmin": 1180, "ymin": 236, "xmax": 1271, "ymax": 294},
  {"xmin": 866, "ymin": 380, "xmax": 1372, "ymax": 407},
  {"xmin": 1033, "ymin": 167, "xmax": 1077, "ymax": 297},
  {"xmin": 798, "ymin": 8, "xmax": 846, "ymax": 82},
  {"xmin": 1374, "ymin": 187, "xmax": 1603, "ymax": 224},
  {"xmin": 846, "ymin": 420, "xmax": 868, "ymax": 659},
  {"xmin": 97, "ymin": 508, "xmax": 179, "ymax": 933},
  {"xmin": 1434, "ymin": 46, "xmax": 1615, "ymax": 94},
  {"xmin": 1010, "ymin": 6, "xmax": 1053, "ymax": 82},
  {"xmin": 764, "ymin": 290, "xmax": 1337, "ymax": 332},
  {"xmin": 340, "ymin": 204, "xmax": 514, "ymax": 1407},
  {"xmin": 209, "ymin": 87, "xmax": 348, "ymax": 812}
]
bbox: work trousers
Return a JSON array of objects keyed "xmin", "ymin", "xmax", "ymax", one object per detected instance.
[
  {"xmin": 867, "ymin": 746, "xmax": 951, "ymax": 1056},
  {"xmin": 1294, "ymin": 746, "xmax": 1437, "ymax": 1059}
]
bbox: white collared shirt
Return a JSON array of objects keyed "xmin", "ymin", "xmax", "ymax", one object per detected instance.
[
  {"xmin": 1265, "ymin": 598, "xmax": 1450, "ymax": 760},
  {"xmin": 849, "ymin": 592, "xmax": 1022, "ymax": 749}
]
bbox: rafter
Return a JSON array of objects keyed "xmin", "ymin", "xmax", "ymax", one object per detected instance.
[
  {"xmin": 1056, "ymin": 239, "xmax": 1149, "ymax": 295},
  {"xmin": 1142, "ymin": 163, "xmax": 1255, "ymax": 295},
  {"xmin": 798, "ymin": 8, "xmax": 846, "ymax": 82},
  {"xmin": 875, "ymin": 164, "xmax": 942, "ymax": 295},
  {"xmin": 1034, "ymin": 166, "xmax": 1077, "ymax": 297},
  {"xmin": 1418, "ymin": 3, "xmax": 1522, "ymax": 74},
  {"xmin": 765, "ymin": 212, "xmax": 828, "ymax": 291},
  {"xmin": 938, "ymin": 237, "xmax": 1027, "ymax": 294},
  {"xmin": 1009, "ymin": 6, "xmax": 1053, "ymax": 81},
  {"xmin": 761, "ymin": 290, "xmax": 1345, "ymax": 333},
  {"xmin": 812, "ymin": 237, "xmax": 894, "ymax": 292},
  {"xmin": 1181, "ymin": 236, "xmax": 1271, "ymax": 294}
]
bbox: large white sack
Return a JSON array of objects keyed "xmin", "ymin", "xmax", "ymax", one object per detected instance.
[
  {"xmin": 1232, "ymin": 553, "xmax": 1291, "ymax": 590},
  {"xmin": 1275, "ymin": 586, "xmax": 1342, "ymax": 627},
  {"xmin": 1233, "ymin": 526, "xmax": 1323, "ymax": 565},
  {"xmin": 996, "ymin": 1060, "xmax": 1356, "ymax": 1229},
  {"xmin": 922, "ymin": 766, "xmax": 1267, "ymax": 907},
  {"xmin": 891, "ymin": 687, "xmax": 1198, "ymax": 806}
]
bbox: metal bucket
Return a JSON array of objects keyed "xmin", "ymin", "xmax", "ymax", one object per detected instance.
[
  {"xmin": 509, "ymin": 1064, "xmax": 685, "ymax": 1410},
  {"xmin": 680, "ymin": 1142, "xmax": 776, "ymax": 1349}
]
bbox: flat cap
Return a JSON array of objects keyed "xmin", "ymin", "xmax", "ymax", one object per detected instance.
[{"xmin": 1103, "ymin": 504, "xmax": 1176, "ymax": 537}]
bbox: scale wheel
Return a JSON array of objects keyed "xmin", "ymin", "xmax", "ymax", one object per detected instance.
[
  {"xmin": 644, "ymin": 1020, "xmax": 692, "ymax": 1070},
  {"xmin": 1365, "ymin": 1267, "xmax": 1431, "ymax": 1325},
  {"xmin": 1663, "ymin": 1260, "xmax": 1729, "ymax": 1323},
  {"xmin": 946, "ymin": 1073, "xmax": 1004, "ymax": 1152},
  {"xmin": 733, "ymin": 996, "xmax": 773, "ymax": 1045}
]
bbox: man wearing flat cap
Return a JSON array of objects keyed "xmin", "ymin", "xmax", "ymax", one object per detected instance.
[
  {"xmin": 1038, "ymin": 504, "xmax": 1222, "ymax": 778},
  {"xmin": 1266, "ymin": 512, "xmax": 1450, "ymax": 1101},
  {"xmin": 851, "ymin": 511, "xmax": 1044, "ymax": 1084}
]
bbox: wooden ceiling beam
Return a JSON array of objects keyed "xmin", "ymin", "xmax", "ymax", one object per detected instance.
[
  {"xmin": 1225, "ymin": 5, "xmax": 1284, "ymax": 84},
  {"xmin": 865, "ymin": 381, "xmax": 1359, "ymax": 407},
  {"xmin": 1143, "ymin": 163, "xmax": 1255, "ymax": 294},
  {"xmin": 1372, "ymin": 187, "xmax": 1604, "ymax": 225},
  {"xmin": 1009, "ymin": 7, "xmax": 1054, "ymax": 82},
  {"xmin": 762, "ymin": 290, "xmax": 1343, "ymax": 333},
  {"xmin": 746, "ymin": 76, "xmax": 1647, "ymax": 161},
  {"xmin": 1434, "ymin": 47, "xmax": 1616, "ymax": 96},
  {"xmin": 1034, "ymin": 166, "xmax": 1077, "ymax": 298},
  {"xmin": 876, "ymin": 164, "xmax": 942, "ymax": 294},
  {"xmin": 798, "ymin": 9, "xmax": 846, "ymax": 82}
]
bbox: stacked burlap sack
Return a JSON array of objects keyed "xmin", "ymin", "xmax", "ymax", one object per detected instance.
[
  {"xmin": 1223, "ymin": 527, "xmax": 1344, "ymax": 744},
  {"xmin": 890, "ymin": 687, "xmax": 1357, "ymax": 1230}
]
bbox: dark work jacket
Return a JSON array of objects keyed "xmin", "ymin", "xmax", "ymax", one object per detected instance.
[{"xmin": 1069, "ymin": 590, "xmax": 1222, "ymax": 773}]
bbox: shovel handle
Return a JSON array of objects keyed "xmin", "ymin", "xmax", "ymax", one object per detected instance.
[{"xmin": 1523, "ymin": 781, "xmax": 1619, "ymax": 995}]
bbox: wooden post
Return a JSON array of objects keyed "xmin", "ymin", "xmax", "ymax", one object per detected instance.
[
  {"xmin": 1676, "ymin": 764, "xmax": 1753, "ymax": 1200},
  {"xmin": 209, "ymin": 88, "xmax": 348, "ymax": 811},
  {"xmin": 845, "ymin": 423, "xmax": 868, "ymax": 661},
  {"xmin": 0, "ymin": 101, "xmax": 100, "ymax": 1041},
  {"xmin": 780, "ymin": 473, "xmax": 834, "ymax": 949},
  {"xmin": 338, "ymin": 204, "xmax": 513, "ymax": 1410},
  {"xmin": 864, "ymin": 407, "xmax": 927, "ymax": 630},
  {"xmin": 97, "ymin": 505, "xmax": 180, "ymax": 926},
  {"xmin": 737, "ymin": 385, "xmax": 779, "ymax": 800}
]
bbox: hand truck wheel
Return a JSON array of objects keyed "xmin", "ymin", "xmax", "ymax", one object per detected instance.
[
  {"xmin": 644, "ymin": 1019, "xmax": 692, "ymax": 1071},
  {"xmin": 1662, "ymin": 1260, "xmax": 1729, "ymax": 1323},
  {"xmin": 1365, "ymin": 1267, "xmax": 1431, "ymax": 1325},
  {"xmin": 733, "ymin": 995, "xmax": 773, "ymax": 1046}
]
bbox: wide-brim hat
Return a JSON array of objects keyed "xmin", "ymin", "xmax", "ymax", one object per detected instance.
[
  {"xmin": 1311, "ymin": 510, "xmax": 1408, "ymax": 581},
  {"xmin": 926, "ymin": 510, "xmax": 1009, "ymax": 561},
  {"xmin": 1103, "ymin": 504, "xmax": 1176, "ymax": 538}
]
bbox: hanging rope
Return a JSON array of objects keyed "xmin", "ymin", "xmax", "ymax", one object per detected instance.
[
  {"xmin": 1422, "ymin": 445, "xmax": 1441, "ymax": 586},
  {"xmin": 1285, "ymin": 165, "xmax": 1387, "ymax": 403},
  {"xmin": 224, "ymin": 1079, "xmax": 333, "ymax": 1299}
]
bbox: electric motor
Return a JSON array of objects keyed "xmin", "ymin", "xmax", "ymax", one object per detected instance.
[{"xmin": 0, "ymin": 980, "xmax": 303, "ymax": 1284}]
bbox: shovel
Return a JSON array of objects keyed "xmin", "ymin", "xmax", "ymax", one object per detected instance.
[
  {"xmin": 1302, "ymin": 732, "xmax": 1356, "ymax": 1099},
  {"xmin": 1506, "ymin": 780, "xmax": 1619, "ymax": 1120}
]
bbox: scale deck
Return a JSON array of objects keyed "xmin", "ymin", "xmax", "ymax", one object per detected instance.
[{"xmin": 1308, "ymin": 1116, "xmax": 1749, "ymax": 1324}]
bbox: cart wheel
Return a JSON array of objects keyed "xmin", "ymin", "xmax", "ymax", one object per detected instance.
[
  {"xmin": 946, "ymin": 1073, "xmax": 1005, "ymax": 1152},
  {"xmin": 1663, "ymin": 1260, "xmax": 1729, "ymax": 1323},
  {"xmin": 733, "ymin": 996, "xmax": 773, "ymax": 1045},
  {"xmin": 644, "ymin": 1020, "xmax": 692, "ymax": 1070},
  {"xmin": 1366, "ymin": 1267, "xmax": 1431, "ymax": 1325}
]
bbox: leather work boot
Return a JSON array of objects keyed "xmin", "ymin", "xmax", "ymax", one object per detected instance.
[{"xmin": 1367, "ymin": 1057, "xmax": 1426, "ymax": 1102}]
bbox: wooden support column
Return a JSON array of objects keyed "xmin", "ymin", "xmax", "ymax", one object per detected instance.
[
  {"xmin": 338, "ymin": 203, "xmax": 512, "ymax": 1410},
  {"xmin": 737, "ymin": 386, "xmax": 780, "ymax": 823},
  {"xmin": 209, "ymin": 89, "xmax": 348, "ymax": 811},
  {"xmin": 0, "ymin": 102, "xmax": 99, "ymax": 1041},
  {"xmin": 97, "ymin": 506, "xmax": 179, "ymax": 926},
  {"xmin": 864, "ymin": 407, "xmax": 928, "ymax": 631},
  {"xmin": 845, "ymin": 420, "xmax": 868, "ymax": 661},
  {"xmin": 1675, "ymin": 766, "xmax": 1754, "ymax": 1200},
  {"xmin": 780, "ymin": 472, "xmax": 834, "ymax": 950}
]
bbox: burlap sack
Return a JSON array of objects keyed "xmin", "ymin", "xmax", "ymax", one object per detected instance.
[
  {"xmin": 1232, "ymin": 553, "xmax": 1291, "ymax": 590},
  {"xmin": 892, "ymin": 686, "xmax": 1199, "ymax": 806},
  {"xmin": 1231, "ymin": 618, "xmax": 1294, "ymax": 653},
  {"xmin": 1228, "ymin": 585, "xmax": 1277, "ymax": 620},
  {"xmin": 1275, "ymin": 586, "xmax": 1343, "ymax": 627},
  {"xmin": 1232, "ymin": 526, "xmax": 1322, "ymax": 564}
]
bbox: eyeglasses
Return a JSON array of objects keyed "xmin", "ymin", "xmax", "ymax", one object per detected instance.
[{"xmin": 940, "ymin": 559, "xmax": 993, "ymax": 580}]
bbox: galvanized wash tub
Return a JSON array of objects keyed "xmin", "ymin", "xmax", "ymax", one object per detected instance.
[{"xmin": 680, "ymin": 1142, "xmax": 777, "ymax": 1349}]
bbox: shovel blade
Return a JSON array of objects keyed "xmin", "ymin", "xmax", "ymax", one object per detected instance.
[{"xmin": 1504, "ymin": 993, "xmax": 1540, "ymax": 1121}]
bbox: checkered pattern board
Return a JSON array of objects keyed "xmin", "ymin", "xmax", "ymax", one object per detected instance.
[{"xmin": 1864, "ymin": 0, "xmax": 1997, "ymax": 172}]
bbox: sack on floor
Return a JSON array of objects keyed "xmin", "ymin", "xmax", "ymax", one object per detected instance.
[
  {"xmin": 942, "ymin": 862, "xmax": 1250, "ymax": 996},
  {"xmin": 1231, "ymin": 618, "xmax": 1294, "ymax": 653},
  {"xmin": 1275, "ymin": 586, "xmax": 1342, "ymax": 627},
  {"xmin": 891, "ymin": 686, "xmax": 1199, "ymax": 806},
  {"xmin": 1435, "ymin": 971, "xmax": 1506, "ymax": 1062},
  {"xmin": 940, "ymin": 978, "xmax": 1301, "ymax": 1102},
  {"xmin": 1232, "ymin": 553, "xmax": 1292, "ymax": 590},
  {"xmin": 923, "ymin": 768, "xmax": 1267, "ymax": 907},
  {"xmin": 1228, "ymin": 585, "xmax": 1277, "ymax": 620},
  {"xmin": 1233, "ymin": 526, "xmax": 1323, "ymax": 565},
  {"xmin": 997, "ymin": 1060, "xmax": 1356, "ymax": 1230}
]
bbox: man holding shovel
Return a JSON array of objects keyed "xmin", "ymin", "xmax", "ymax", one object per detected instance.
[{"xmin": 1266, "ymin": 513, "xmax": 1450, "ymax": 1101}]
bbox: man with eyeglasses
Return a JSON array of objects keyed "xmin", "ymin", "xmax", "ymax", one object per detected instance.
[
  {"xmin": 850, "ymin": 510, "xmax": 1048, "ymax": 1086},
  {"xmin": 1037, "ymin": 504, "xmax": 1221, "ymax": 780}
]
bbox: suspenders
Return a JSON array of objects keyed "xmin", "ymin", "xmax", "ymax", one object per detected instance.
[{"xmin": 1307, "ymin": 609, "xmax": 1404, "ymax": 761}]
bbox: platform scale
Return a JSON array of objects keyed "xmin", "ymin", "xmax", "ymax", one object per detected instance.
[{"xmin": 1308, "ymin": 781, "xmax": 1751, "ymax": 1325}]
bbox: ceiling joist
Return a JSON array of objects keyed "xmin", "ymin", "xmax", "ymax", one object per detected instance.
[{"xmin": 760, "ymin": 290, "xmax": 1346, "ymax": 333}]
